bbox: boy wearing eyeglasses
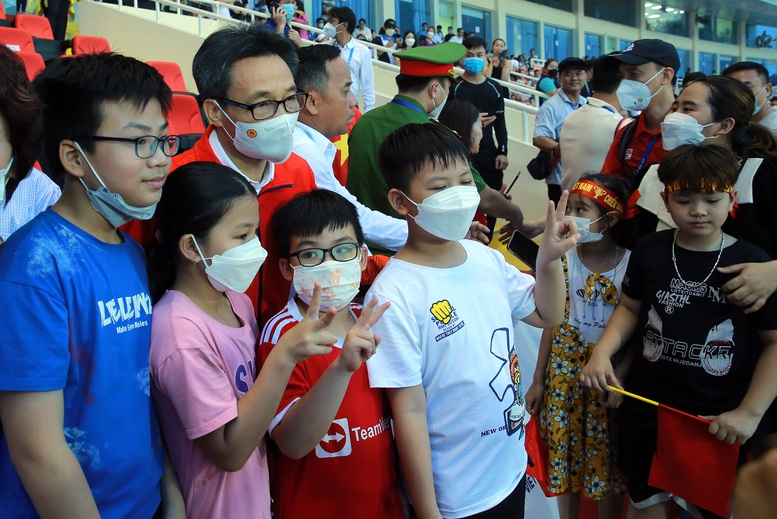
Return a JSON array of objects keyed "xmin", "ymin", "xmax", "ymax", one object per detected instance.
[
  {"xmin": 258, "ymin": 189, "xmax": 405, "ymax": 519},
  {"xmin": 0, "ymin": 54, "xmax": 182, "ymax": 517}
]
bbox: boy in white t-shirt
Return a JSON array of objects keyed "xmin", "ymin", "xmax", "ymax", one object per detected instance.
[{"xmin": 365, "ymin": 122, "xmax": 579, "ymax": 519}]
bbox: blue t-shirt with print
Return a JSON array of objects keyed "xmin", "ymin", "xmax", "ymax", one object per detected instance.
[{"xmin": 0, "ymin": 209, "xmax": 163, "ymax": 518}]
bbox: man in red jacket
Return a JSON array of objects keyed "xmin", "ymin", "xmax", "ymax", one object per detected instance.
[{"xmin": 173, "ymin": 23, "xmax": 318, "ymax": 324}]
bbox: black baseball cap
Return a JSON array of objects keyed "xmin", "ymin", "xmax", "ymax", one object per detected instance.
[
  {"xmin": 557, "ymin": 57, "xmax": 587, "ymax": 73},
  {"xmin": 609, "ymin": 39, "xmax": 680, "ymax": 72}
]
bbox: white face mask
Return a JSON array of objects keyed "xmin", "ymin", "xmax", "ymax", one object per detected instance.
[
  {"xmin": 616, "ymin": 67, "xmax": 665, "ymax": 112},
  {"xmin": 323, "ymin": 22, "xmax": 337, "ymax": 39},
  {"xmin": 385, "ymin": 29, "xmax": 395, "ymax": 38},
  {"xmin": 0, "ymin": 156, "xmax": 14, "ymax": 206},
  {"xmin": 568, "ymin": 214, "xmax": 607, "ymax": 244},
  {"xmin": 660, "ymin": 112, "xmax": 717, "ymax": 151},
  {"xmin": 402, "ymin": 185, "xmax": 480, "ymax": 241},
  {"xmin": 753, "ymin": 84, "xmax": 768, "ymax": 115},
  {"xmin": 74, "ymin": 142, "xmax": 158, "ymax": 227},
  {"xmin": 405, "ymin": 37, "xmax": 416, "ymax": 47},
  {"xmin": 293, "ymin": 255, "xmax": 362, "ymax": 311},
  {"xmin": 216, "ymin": 101, "xmax": 298, "ymax": 163},
  {"xmin": 192, "ymin": 235, "xmax": 267, "ymax": 293},
  {"xmin": 428, "ymin": 82, "xmax": 447, "ymax": 119}
]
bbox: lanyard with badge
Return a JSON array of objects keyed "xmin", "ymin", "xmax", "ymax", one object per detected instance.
[{"xmin": 391, "ymin": 98, "xmax": 427, "ymax": 115}]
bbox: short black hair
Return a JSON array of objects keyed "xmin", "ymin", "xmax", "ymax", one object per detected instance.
[
  {"xmin": 33, "ymin": 53, "xmax": 171, "ymax": 184},
  {"xmin": 723, "ymin": 61, "xmax": 770, "ymax": 85},
  {"xmin": 395, "ymin": 74, "xmax": 449, "ymax": 93},
  {"xmin": 272, "ymin": 189, "xmax": 364, "ymax": 257},
  {"xmin": 328, "ymin": 6, "xmax": 356, "ymax": 34},
  {"xmin": 657, "ymin": 144, "xmax": 739, "ymax": 193},
  {"xmin": 379, "ymin": 123, "xmax": 469, "ymax": 192},
  {"xmin": 193, "ymin": 23, "xmax": 298, "ymax": 101},
  {"xmin": 590, "ymin": 57, "xmax": 623, "ymax": 94},
  {"xmin": 295, "ymin": 44, "xmax": 342, "ymax": 93},
  {"xmin": 463, "ymin": 36, "xmax": 487, "ymax": 51}
]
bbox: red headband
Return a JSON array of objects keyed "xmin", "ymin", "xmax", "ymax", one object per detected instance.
[
  {"xmin": 571, "ymin": 180, "xmax": 624, "ymax": 214},
  {"xmin": 663, "ymin": 180, "xmax": 734, "ymax": 194}
]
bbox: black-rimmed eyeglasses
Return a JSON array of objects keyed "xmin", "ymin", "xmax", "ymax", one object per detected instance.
[
  {"xmin": 78, "ymin": 135, "xmax": 181, "ymax": 159},
  {"xmin": 218, "ymin": 92, "xmax": 309, "ymax": 121},
  {"xmin": 289, "ymin": 242, "xmax": 360, "ymax": 267}
]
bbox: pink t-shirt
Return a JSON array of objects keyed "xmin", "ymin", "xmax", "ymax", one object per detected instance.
[{"xmin": 150, "ymin": 290, "xmax": 269, "ymax": 519}]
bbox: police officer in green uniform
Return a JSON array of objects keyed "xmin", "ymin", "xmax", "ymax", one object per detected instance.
[{"xmin": 348, "ymin": 42, "xmax": 530, "ymax": 254}]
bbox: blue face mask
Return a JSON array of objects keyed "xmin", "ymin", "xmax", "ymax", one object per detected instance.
[
  {"xmin": 281, "ymin": 3, "xmax": 295, "ymax": 21},
  {"xmin": 463, "ymin": 57, "xmax": 485, "ymax": 75}
]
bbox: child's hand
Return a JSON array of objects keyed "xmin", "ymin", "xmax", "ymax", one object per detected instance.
[
  {"xmin": 335, "ymin": 298, "xmax": 391, "ymax": 373},
  {"xmin": 524, "ymin": 381, "xmax": 544, "ymax": 415},
  {"xmin": 702, "ymin": 407, "xmax": 762, "ymax": 445},
  {"xmin": 604, "ymin": 390, "xmax": 624, "ymax": 408},
  {"xmin": 579, "ymin": 353, "xmax": 622, "ymax": 393},
  {"xmin": 536, "ymin": 190, "xmax": 579, "ymax": 267},
  {"xmin": 278, "ymin": 283, "xmax": 337, "ymax": 365}
]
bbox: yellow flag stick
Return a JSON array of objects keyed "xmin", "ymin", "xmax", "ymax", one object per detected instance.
[{"xmin": 607, "ymin": 386, "xmax": 659, "ymax": 407}]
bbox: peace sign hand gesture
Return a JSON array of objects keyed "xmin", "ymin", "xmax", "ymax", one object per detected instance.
[
  {"xmin": 537, "ymin": 190, "xmax": 579, "ymax": 267},
  {"xmin": 277, "ymin": 283, "xmax": 338, "ymax": 365},
  {"xmin": 335, "ymin": 298, "xmax": 391, "ymax": 373}
]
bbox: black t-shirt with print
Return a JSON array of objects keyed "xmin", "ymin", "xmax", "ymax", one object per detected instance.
[{"xmin": 621, "ymin": 230, "xmax": 777, "ymax": 416}]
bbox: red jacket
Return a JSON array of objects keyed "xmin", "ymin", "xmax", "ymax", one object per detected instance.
[{"xmin": 124, "ymin": 126, "xmax": 318, "ymax": 325}]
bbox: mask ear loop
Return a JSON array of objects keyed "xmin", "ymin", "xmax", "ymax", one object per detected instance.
[
  {"xmin": 189, "ymin": 234, "xmax": 211, "ymax": 266},
  {"xmin": 213, "ymin": 100, "xmax": 240, "ymax": 143}
]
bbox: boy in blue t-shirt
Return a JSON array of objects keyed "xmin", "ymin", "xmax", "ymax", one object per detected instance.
[
  {"xmin": 0, "ymin": 54, "xmax": 180, "ymax": 518},
  {"xmin": 365, "ymin": 122, "xmax": 578, "ymax": 519}
]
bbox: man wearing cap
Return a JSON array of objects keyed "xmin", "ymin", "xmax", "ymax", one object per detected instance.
[
  {"xmin": 373, "ymin": 19, "xmax": 400, "ymax": 65},
  {"xmin": 451, "ymin": 36, "xmax": 510, "ymax": 235},
  {"xmin": 559, "ymin": 56, "xmax": 629, "ymax": 192},
  {"xmin": 600, "ymin": 39, "xmax": 679, "ymax": 182},
  {"xmin": 532, "ymin": 56, "xmax": 588, "ymax": 204}
]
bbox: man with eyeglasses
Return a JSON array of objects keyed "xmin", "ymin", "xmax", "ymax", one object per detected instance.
[
  {"xmin": 0, "ymin": 53, "xmax": 180, "ymax": 518},
  {"xmin": 170, "ymin": 23, "xmax": 319, "ymax": 324}
]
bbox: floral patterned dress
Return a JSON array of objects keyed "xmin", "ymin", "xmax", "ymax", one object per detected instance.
[{"xmin": 539, "ymin": 254, "xmax": 628, "ymax": 499}]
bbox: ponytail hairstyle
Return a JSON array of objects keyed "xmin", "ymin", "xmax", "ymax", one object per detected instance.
[
  {"xmin": 573, "ymin": 172, "xmax": 634, "ymax": 249},
  {"xmin": 147, "ymin": 161, "xmax": 256, "ymax": 303},
  {"xmin": 696, "ymin": 75, "xmax": 777, "ymax": 158}
]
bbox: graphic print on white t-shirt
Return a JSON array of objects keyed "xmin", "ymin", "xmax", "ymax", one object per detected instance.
[
  {"xmin": 488, "ymin": 327, "xmax": 525, "ymax": 438},
  {"xmin": 429, "ymin": 299, "xmax": 465, "ymax": 341}
]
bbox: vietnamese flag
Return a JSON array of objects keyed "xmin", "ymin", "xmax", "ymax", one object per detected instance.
[
  {"xmin": 648, "ymin": 404, "xmax": 740, "ymax": 517},
  {"xmin": 524, "ymin": 415, "xmax": 562, "ymax": 497},
  {"xmin": 330, "ymin": 107, "xmax": 362, "ymax": 187}
]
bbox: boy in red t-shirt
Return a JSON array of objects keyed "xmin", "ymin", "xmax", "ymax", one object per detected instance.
[{"xmin": 258, "ymin": 189, "xmax": 405, "ymax": 519}]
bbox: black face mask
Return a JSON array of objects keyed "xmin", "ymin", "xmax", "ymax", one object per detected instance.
[{"xmin": 548, "ymin": 69, "xmax": 559, "ymax": 79}]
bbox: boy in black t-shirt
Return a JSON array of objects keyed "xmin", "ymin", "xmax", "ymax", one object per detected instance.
[{"xmin": 580, "ymin": 144, "xmax": 777, "ymax": 519}]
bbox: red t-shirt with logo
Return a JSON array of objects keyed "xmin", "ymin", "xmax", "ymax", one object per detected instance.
[{"xmin": 258, "ymin": 300, "xmax": 405, "ymax": 519}]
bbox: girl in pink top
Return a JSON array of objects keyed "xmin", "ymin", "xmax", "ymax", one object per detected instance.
[{"xmin": 148, "ymin": 162, "xmax": 337, "ymax": 519}]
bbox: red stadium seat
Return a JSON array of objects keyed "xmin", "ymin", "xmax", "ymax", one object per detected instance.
[
  {"xmin": 17, "ymin": 51, "xmax": 45, "ymax": 80},
  {"xmin": 71, "ymin": 35, "xmax": 110, "ymax": 55},
  {"xmin": 0, "ymin": 27, "xmax": 34, "ymax": 53},
  {"xmin": 14, "ymin": 14, "xmax": 53, "ymax": 40},
  {"xmin": 147, "ymin": 60, "xmax": 187, "ymax": 92},
  {"xmin": 168, "ymin": 92, "xmax": 207, "ymax": 135}
]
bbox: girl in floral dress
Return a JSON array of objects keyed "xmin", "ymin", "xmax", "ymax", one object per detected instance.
[{"xmin": 525, "ymin": 173, "xmax": 631, "ymax": 519}]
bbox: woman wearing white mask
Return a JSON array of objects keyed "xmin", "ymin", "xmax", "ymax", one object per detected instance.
[
  {"xmin": 0, "ymin": 46, "xmax": 60, "ymax": 243},
  {"xmin": 148, "ymin": 162, "xmax": 337, "ymax": 519},
  {"xmin": 634, "ymin": 75, "xmax": 777, "ymax": 316}
]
